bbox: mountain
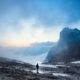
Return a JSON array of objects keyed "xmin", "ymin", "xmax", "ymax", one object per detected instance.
[
  {"xmin": 0, "ymin": 57, "xmax": 34, "ymax": 68},
  {"xmin": 0, "ymin": 42, "xmax": 55, "ymax": 63},
  {"xmin": 46, "ymin": 28, "xmax": 80, "ymax": 64},
  {"xmin": 24, "ymin": 42, "xmax": 55, "ymax": 56}
]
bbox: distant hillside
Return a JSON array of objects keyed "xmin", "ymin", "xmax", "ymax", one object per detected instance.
[
  {"xmin": 0, "ymin": 57, "xmax": 34, "ymax": 68},
  {"xmin": 0, "ymin": 42, "xmax": 55, "ymax": 63},
  {"xmin": 24, "ymin": 42, "xmax": 55, "ymax": 56},
  {"xmin": 46, "ymin": 28, "xmax": 80, "ymax": 64},
  {"xmin": 0, "ymin": 42, "xmax": 55, "ymax": 56}
]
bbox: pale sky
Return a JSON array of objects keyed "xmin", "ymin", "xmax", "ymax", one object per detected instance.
[{"xmin": 0, "ymin": 0, "xmax": 80, "ymax": 47}]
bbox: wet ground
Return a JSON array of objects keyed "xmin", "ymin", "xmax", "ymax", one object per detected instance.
[{"xmin": 0, "ymin": 61, "xmax": 80, "ymax": 80}]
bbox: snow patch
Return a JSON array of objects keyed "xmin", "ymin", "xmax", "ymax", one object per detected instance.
[
  {"xmin": 53, "ymin": 73, "xmax": 70, "ymax": 77},
  {"xmin": 40, "ymin": 64, "xmax": 57, "ymax": 68},
  {"xmin": 71, "ymin": 61, "xmax": 80, "ymax": 64}
]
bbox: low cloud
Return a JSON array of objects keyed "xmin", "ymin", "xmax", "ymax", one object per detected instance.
[
  {"xmin": 0, "ymin": 45, "xmax": 49, "ymax": 64},
  {"xmin": 0, "ymin": 17, "xmax": 60, "ymax": 47}
]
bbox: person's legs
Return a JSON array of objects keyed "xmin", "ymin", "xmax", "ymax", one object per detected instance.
[{"xmin": 37, "ymin": 68, "xmax": 39, "ymax": 74}]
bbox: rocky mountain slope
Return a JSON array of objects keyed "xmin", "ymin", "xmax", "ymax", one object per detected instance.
[{"xmin": 46, "ymin": 28, "xmax": 80, "ymax": 64}]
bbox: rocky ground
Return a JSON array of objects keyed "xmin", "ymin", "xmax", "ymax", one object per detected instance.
[{"xmin": 0, "ymin": 61, "xmax": 80, "ymax": 80}]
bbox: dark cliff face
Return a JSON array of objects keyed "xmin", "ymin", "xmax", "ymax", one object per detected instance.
[{"xmin": 46, "ymin": 28, "xmax": 80, "ymax": 64}]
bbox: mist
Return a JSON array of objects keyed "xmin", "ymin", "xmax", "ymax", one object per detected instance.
[{"xmin": 0, "ymin": 42, "xmax": 54, "ymax": 64}]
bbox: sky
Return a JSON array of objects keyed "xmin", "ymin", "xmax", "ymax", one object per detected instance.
[{"xmin": 0, "ymin": 0, "xmax": 80, "ymax": 47}]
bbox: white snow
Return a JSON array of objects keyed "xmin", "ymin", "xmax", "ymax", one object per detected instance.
[
  {"xmin": 40, "ymin": 64, "xmax": 67, "ymax": 68},
  {"xmin": 31, "ymin": 69, "xmax": 71, "ymax": 77},
  {"xmin": 55, "ymin": 64, "xmax": 65, "ymax": 67},
  {"xmin": 40, "ymin": 64, "xmax": 58, "ymax": 68},
  {"xmin": 32, "ymin": 70, "xmax": 43, "ymax": 74},
  {"xmin": 53, "ymin": 73, "xmax": 71, "ymax": 77},
  {"xmin": 31, "ymin": 69, "xmax": 50, "ymax": 74},
  {"xmin": 71, "ymin": 61, "xmax": 80, "ymax": 64}
]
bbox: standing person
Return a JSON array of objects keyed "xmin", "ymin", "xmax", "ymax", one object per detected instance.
[{"xmin": 36, "ymin": 63, "xmax": 39, "ymax": 74}]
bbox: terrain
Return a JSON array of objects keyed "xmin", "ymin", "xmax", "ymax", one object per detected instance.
[
  {"xmin": 0, "ymin": 57, "xmax": 80, "ymax": 80},
  {"xmin": 46, "ymin": 28, "xmax": 80, "ymax": 64}
]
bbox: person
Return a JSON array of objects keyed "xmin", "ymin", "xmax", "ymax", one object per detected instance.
[{"xmin": 36, "ymin": 63, "xmax": 39, "ymax": 74}]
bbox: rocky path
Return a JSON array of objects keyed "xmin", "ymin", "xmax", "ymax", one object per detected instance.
[{"xmin": 0, "ymin": 62, "xmax": 80, "ymax": 80}]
